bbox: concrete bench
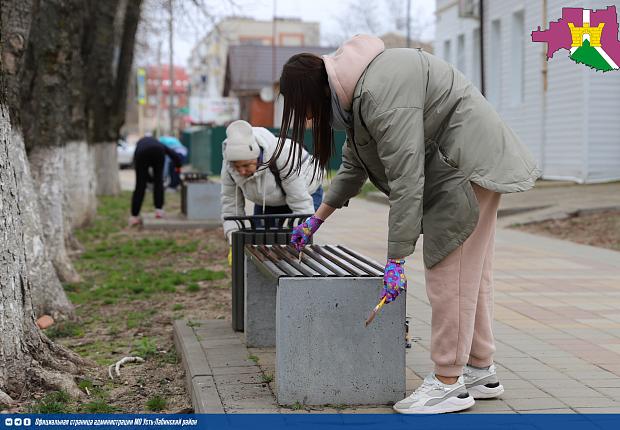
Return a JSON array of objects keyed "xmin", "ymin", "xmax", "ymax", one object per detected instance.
[
  {"xmin": 244, "ymin": 244, "xmax": 406, "ymax": 406},
  {"xmin": 225, "ymin": 214, "xmax": 312, "ymax": 332}
]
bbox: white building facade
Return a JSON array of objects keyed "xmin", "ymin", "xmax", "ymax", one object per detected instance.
[{"xmin": 435, "ymin": 0, "xmax": 620, "ymax": 183}]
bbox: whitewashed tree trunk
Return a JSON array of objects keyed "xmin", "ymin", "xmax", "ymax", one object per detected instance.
[
  {"xmin": 93, "ymin": 141, "xmax": 120, "ymax": 196},
  {"xmin": 11, "ymin": 128, "xmax": 74, "ymax": 319},
  {"xmin": 63, "ymin": 140, "xmax": 97, "ymax": 229},
  {"xmin": 1, "ymin": 104, "xmax": 84, "ymax": 404},
  {"xmin": 29, "ymin": 145, "xmax": 81, "ymax": 284}
]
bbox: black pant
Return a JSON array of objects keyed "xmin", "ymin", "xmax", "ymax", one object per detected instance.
[{"xmin": 131, "ymin": 143, "xmax": 165, "ymax": 216}]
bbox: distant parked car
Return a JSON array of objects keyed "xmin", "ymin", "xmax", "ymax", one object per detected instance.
[{"xmin": 117, "ymin": 137, "xmax": 136, "ymax": 168}]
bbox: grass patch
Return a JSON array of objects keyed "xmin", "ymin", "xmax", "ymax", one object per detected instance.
[
  {"xmin": 186, "ymin": 283, "xmax": 200, "ymax": 292},
  {"xmin": 248, "ymin": 354, "xmax": 259, "ymax": 364},
  {"xmin": 261, "ymin": 374, "xmax": 273, "ymax": 383},
  {"xmin": 29, "ymin": 391, "xmax": 71, "ymax": 413},
  {"xmin": 291, "ymin": 401, "xmax": 304, "ymax": 411},
  {"xmin": 80, "ymin": 398, "xmax": 118, "ymax": 413},
  {"xmin": 126, "ymin": 309, "xmax": 156, "ymax": 329},
  {"xmin": 45, "ymin": 321, "xmax": 85, "ymax": 339},
  {"xmin": 172, "ymin": 303, "xmax": 184, "ymax": 311},
  {"xmin": 146, "ymin": 395, "xmax": 167, "ymax": 411},
  {"xmin": 70, "ymin": 193, "xmax": 222, "ymax": 305},
  {"xmin": 72, "ymin": 339, "xmax": 128, "ymax": 366},
  {"xmin": 133, "ymin": 337, "xmax": 158, "ymax": 359}
]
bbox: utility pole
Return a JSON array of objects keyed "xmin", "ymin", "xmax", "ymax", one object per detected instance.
[
  {"xmin": 272, "ymin": 0, "xmax": 277, "ymax": 126},
  {"xmin": 168, "ymin": 0, "xmax": 174, "ymax": 135},
  {"xmin": 156, "ymin": 39, "xmax": 163, "ymax": 137},
  {"xmin": 406, "ymin": 0, "xmax": 411, "ymax": 48}
]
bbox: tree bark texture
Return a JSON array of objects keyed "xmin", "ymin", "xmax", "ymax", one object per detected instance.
[
  {"xmin": 2, "ymin": 0, "xmax": 75, "ymax": 317},
  {"xmin": 11, "ymin": 128, "xmax": 74, "ymax": 319},
  {"xmin": 29, "ymin": 145, "xmax": 82, "ymax": 283},
  {"xmin": 84, "ymin": 0, "xmax": 142, "ymax": 196},
  {"xmin": 63, "ymin": 140, "xmax": 97, "ymax": 230},
  {"xmin": 1, "ymin": 0, "xmax": 86, "ymax": 404},
  {"xmin": 20, "ymin": 0, "xmax": 84, "ymax": 283}
]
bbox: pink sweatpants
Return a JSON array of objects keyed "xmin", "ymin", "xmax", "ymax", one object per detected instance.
[{"xmin": 424, "ymin": 183, "xmax": 501, "ymax": 377}]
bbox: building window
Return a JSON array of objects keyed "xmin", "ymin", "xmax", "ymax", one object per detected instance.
[
  {"xmin": 457, "ymin": 34, "xmax": 466, "ymax": 74},
  {"xmin": 472, "ymin": 28, "xmax": 481, "ymax": 90},
  {"xmin": 444, "ymin": 39, "xmax": 452, "ymax": 64},
  {"xmin": 510, "ymin": 10, "xmax": 525, "ymax": 106},
  {"xmin": 489, "ymin": 18, "xmax": 502, "ymax": 107}
]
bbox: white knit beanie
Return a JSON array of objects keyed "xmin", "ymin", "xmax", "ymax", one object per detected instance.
[{"xmin": 223, "ymin": 120, "xmax": 260, "ymax": 161}]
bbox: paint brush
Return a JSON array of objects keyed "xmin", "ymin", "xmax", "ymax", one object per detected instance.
[{"xmin": 365, "ymin": 296, "xmax": 387, "ymax": 327}]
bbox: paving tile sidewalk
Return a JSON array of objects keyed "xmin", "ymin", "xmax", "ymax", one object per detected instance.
[
  {"xmin": 316, "ymin": 197, "xmax": 620, "ymax": 413},
  {"xmin": 367, "ymin": 180, "xmax": 620, "ymax": 227},
  {"xmin": 176, "ymin": 195, "xmax": 620, "ymax": 413}
]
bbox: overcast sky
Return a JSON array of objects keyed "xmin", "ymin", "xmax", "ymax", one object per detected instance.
[{"xmin": 169, "ymin": 0, "xmax": 436, "ymax": 67}]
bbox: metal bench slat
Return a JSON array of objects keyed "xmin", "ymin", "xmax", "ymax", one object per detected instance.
[
  {"xmin": 335, "ymin": 245, "xmax": 384, "ymax": 272},
  {"xmin": 308, "ymin": 245, "xmax": 367, "ymax": 277},
  {"xmin": 300, "ymin": 247, "xmax": 350, "ymax": 277},
  {"xmin": 245, "ymin": 245, "xmax": 287, "ymax": 279},
  {"xmin": 324, "ymin": 245, "xmax": 383, "ymax": 277},
  {"xmin": 257, "ymin": 245, "xmax": 304, "ymax": 277},
  {"xmin": 279, "ymin": 245, "xmax": 335, "ymax": 277},
  {"xmin": 270, "ymin": 246, "xmax": 319, "ymax": 277}
]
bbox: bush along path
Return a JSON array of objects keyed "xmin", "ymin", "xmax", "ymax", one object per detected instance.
[{"xmin": 25, "ymin": 192, "xmax": 230, "ymax": 413}]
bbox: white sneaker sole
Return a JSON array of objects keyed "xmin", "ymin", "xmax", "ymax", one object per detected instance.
[
  {"xmin": 393, "ymin": 395, "xmax": 475, "ymax": 414},
  {"xmin": 467, "ymin": 383, "xmax": 505, "ymax": 399}
]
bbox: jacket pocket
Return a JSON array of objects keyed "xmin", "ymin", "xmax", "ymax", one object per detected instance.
[{"xmin": 422, "ymin": 148, "xmax": 480, "ymax": 269}]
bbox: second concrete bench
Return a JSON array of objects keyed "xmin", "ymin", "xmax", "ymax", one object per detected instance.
[{"xmin": 244, "ymin": 244, "xmax": 406, "ymax": 406}]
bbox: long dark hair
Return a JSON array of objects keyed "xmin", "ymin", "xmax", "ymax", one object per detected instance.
[{"xmin": 271, "ymin": 53, "xmax": 332, "ymax": 178}]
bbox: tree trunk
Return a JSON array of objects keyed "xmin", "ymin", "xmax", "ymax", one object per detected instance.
[
  {"xmin": 84, "ymin": 0, "xmax": 142, "ymax": 197},
  {"xmin": 29, "ymin": 145, "xmax": 82, "ymax": 283},
  {"xmin": 20, "ymin": 0, "xmax": 84, "ymax": 284},
  {"xmin": 1, "ymin": 0, "xmax": 85, "ymax": 400},
  {"xmin": 63, "ymin": 140, "xmax": 97, "ymax": 229},
  {"xmin": 93, "ymin": 141, "xmax": 121, "ymax": 195},
  {"xmin": 11, "ymin": 127, "xmax": 74, "ymax": 319},
  {"xmin": 1, "ymin": 104, "xmax": 85, "ymax": 405},
  {"xmin": 2, "ymin": 0, "xmax": 75, "ymax": 317}
]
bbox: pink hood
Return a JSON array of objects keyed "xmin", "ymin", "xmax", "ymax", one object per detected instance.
[{"xmin": 322, "ymin": 34, "xmax": 385, "ymax": 111}]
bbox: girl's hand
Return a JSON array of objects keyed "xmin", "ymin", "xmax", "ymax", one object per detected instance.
[
  {"xmin": 290, "ymin": 215, "xmax": 324, "ymax": 251},
  {"xmin": 380, "ymin": 258, "xmax": 407, "ymax": 303}
]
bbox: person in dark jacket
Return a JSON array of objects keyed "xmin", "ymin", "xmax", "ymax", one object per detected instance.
[{"xmin": 129, "ymin": 136, "xmax": 182, "ymax": 226}]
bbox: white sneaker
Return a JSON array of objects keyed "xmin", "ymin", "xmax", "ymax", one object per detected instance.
[
  {"xmin": 463, "ymin": 364, "xmax": 504, "ymax": 399},
  {"xmin": 393, "ymin": 373, "xmax": 474, "ymax": 414}
]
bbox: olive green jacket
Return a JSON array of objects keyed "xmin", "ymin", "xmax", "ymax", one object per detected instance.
[{"xmin": 323, "ymin": 48, "xmax": 542, "ymax": 268}]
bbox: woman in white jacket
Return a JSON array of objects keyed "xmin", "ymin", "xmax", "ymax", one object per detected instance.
[{"xmin": 220, "ymin": 120, "xmax": 323, "ymax": 242}]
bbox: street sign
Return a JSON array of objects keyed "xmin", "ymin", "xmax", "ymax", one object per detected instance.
[{"xmin": 137, "ymin": 68, "xmax": 146, "ymax": 105}]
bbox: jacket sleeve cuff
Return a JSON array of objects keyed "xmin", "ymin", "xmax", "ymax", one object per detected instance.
[
  {"xmin": 387, "ymin": 240, "xmax": 416, "ymax": 260},
  {"xmin": 322, "ymin": 190, "xmax": 347, "ymax": 209}
]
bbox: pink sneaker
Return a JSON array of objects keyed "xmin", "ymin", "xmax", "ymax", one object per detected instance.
[
  {"xmin": 128, "ymin": 216, "xmax": 142, "ymax": 227},
  {"xmin": 155, "ymin": 209, "xmax": 165, "ymax": 219}
]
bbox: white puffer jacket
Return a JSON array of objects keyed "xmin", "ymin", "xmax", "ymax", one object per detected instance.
[{"xmin": 221, "ymin": 127, "xmax": 322, "ymax": 240}]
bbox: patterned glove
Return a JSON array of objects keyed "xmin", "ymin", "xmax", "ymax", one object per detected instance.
[
  {"xmin": 290, "ymin": 215, "xmax": 324, "ymax": 251},
  {"xmin": 381, "ymin": 258, "xmax": 407, "ymax": 303}
]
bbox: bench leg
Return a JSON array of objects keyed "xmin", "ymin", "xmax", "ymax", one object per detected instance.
[
  {"xmin": 244, "ymin": 256, "xmax": 277, "ymax": 348},
  {"xmin": 276, "ymin": 277, "xmax": 406, "ymax": 406}
]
